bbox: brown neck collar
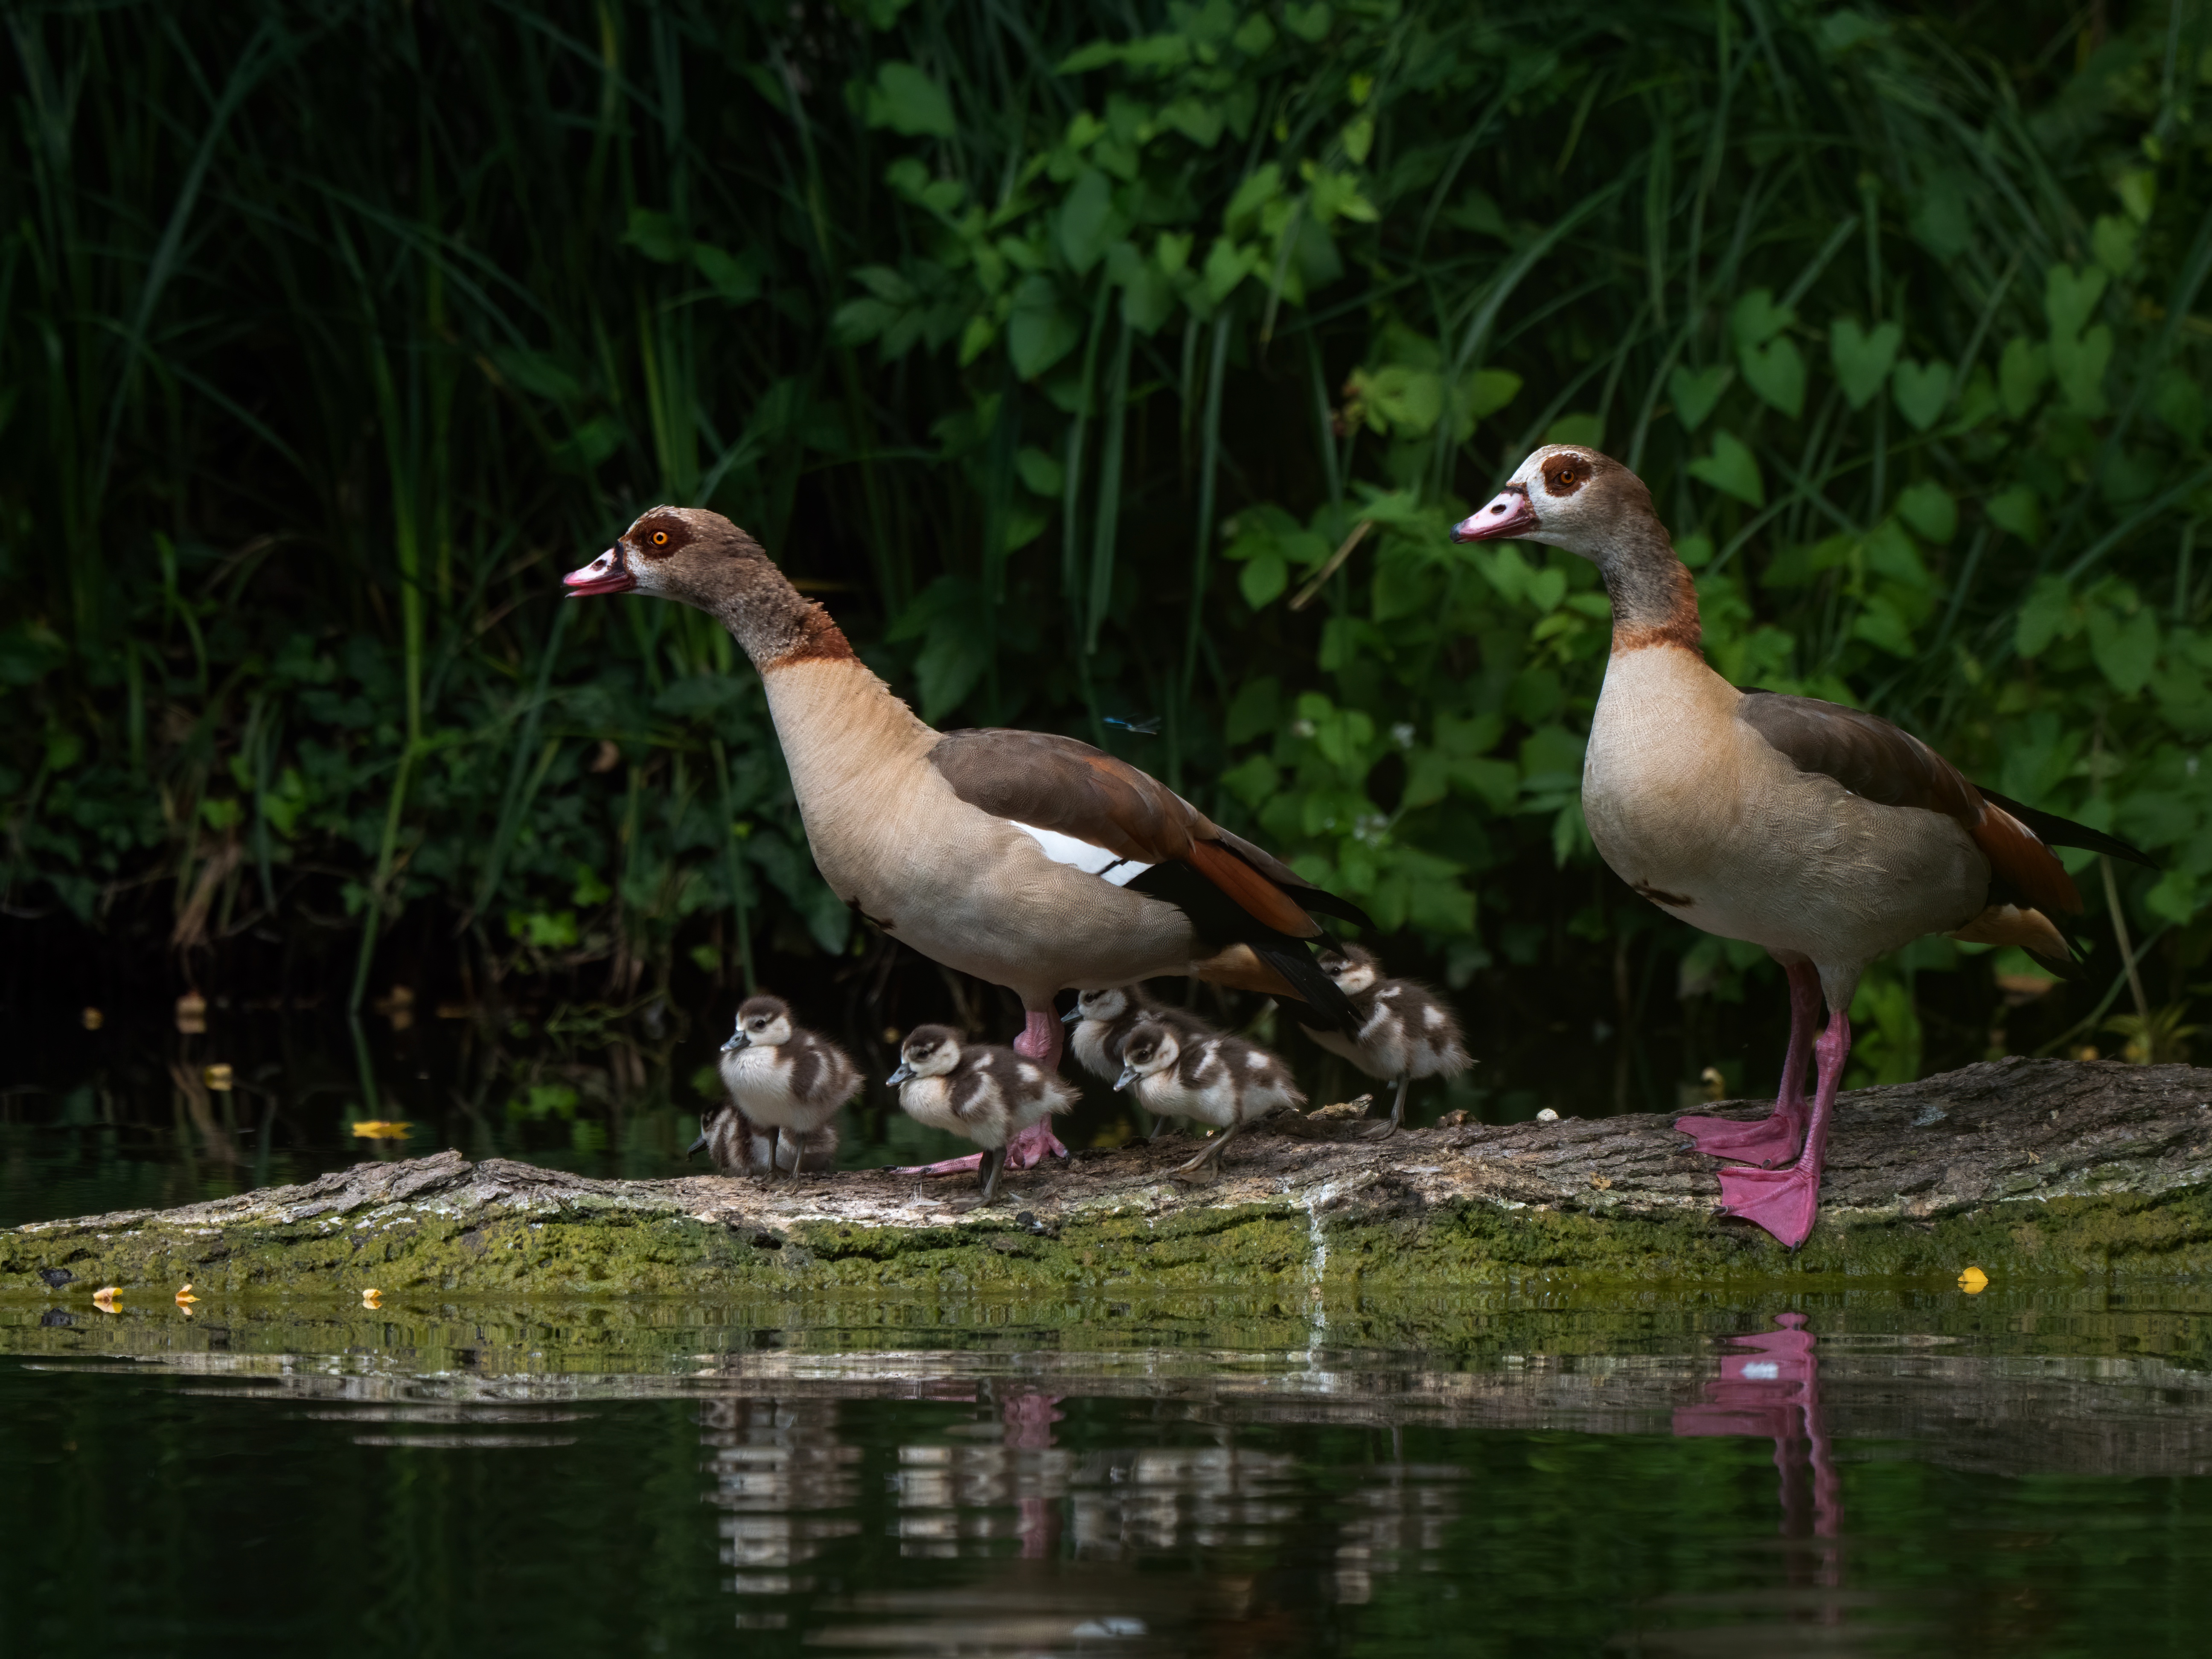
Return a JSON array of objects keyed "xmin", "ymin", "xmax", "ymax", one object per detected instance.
[{"xmin": 1598, "ymin": 511, "xmax": 1701, "ymax": 655}]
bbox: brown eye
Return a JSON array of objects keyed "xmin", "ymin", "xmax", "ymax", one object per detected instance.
[{"xmin": 652, "ymin": 530, "xmax": 669, "ymax": 545}]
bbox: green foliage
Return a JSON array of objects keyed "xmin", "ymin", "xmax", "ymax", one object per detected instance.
[{"xmin": 4, "ymin": 0, "xmax": 2212, "ymax": 1072}]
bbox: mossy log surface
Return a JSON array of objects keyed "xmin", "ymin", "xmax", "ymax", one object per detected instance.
[{"xmin": 9, "ymin": 1056, "xmax": 2212, "ymax": 1296}]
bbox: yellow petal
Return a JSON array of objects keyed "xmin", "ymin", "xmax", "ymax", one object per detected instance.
[
  {"xmin": 361, "ymin": 1288, "xmax": 384, "ymax": 1307},
  {"xmin": 1958, "ymin": 1266, "xmax": 1990, "ymax": 1294}
]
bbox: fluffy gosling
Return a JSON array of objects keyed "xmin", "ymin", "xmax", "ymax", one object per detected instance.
[
  {"xmin": 1062, "ymin": 985, "xmax": 1220, "ymax": 1138},
  {"xmin": 1114, "ymin": 1019, "xmax": 1304, "ymax": 1178},
  {"xmin": 689, "ymin": 1105, "xmax": 838, "ymax": 1179},
  {"xmin": 888, "ymin": 1025, "xmax": 1079, "ymax": 1202},
  {"xmin": 716, "ymin": 994, "xmax": 862, "ymax": 1185},
  {"xmin": 1297, "ymin": 944, "xmax": 1471, "ymax": 1136}
]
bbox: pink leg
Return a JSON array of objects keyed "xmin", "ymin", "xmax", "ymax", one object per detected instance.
[
  {"xmin": 1715, "ymin": 1008, "xmax": 1849, "ymax": 1249},
  {"xmin": 894, "ymin": 1008, "xmax": 1071, "ymax": 1176},
  {"xmin": 1676, "ymin": 959, "xmax": 1819, "ymax": 1163}
]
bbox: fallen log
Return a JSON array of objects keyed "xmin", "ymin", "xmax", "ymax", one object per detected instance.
[{"xmin": 6, "ymin": 1056, "xmax": 2212, "ymax": 1296}]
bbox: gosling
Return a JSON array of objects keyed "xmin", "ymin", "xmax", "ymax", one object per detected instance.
[
  {"xmin": 1062, "ymin": 985, "xmax": 1220, "ymax": 1137},
  {"xmin": 689, "ymin": 1105, "xmax": 838, "ymax": 1179},
  {"xmin": 1114, "ymin": 1019, "xmax": 1304, "ymax": 1179},
  {"xmin": 717, "ymin": 994, "xmax": 862, "ymax": 1185},
  {"xmin": 888, "ymin": 1025, "xmax": 1079, "ymax": 1202},
  {"xmin": 1296, "ymin": 945, "xmax": 1471, "ymax": 1136}
]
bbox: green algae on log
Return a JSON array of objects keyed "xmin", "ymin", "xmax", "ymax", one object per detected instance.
[{"xmin": 7, "ymin": 1057, "xmax": 2212, "ymax": 1295}]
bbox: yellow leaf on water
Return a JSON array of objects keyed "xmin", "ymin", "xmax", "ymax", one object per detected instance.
[
  {"xmin": 91, "ymin": 1287, "xmax": 121, "ymax": 1311},
  {"xmin": 1958, "ymin": 1266, "xmax": 1990, "ymax": 1293},
  {"xmin": 361, "ymin": 1289, "xmax": 384, "ymax": 1308},
  {"xmin": 175, "ymin": 1284, "xmax": 198, "ymax": 1304},
  {"xmin": 350, "ymin": 1121, "xmax": 413, "ymax": 1140}
]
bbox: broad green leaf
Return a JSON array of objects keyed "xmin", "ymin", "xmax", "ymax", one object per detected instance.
[
  {"xmin": 1862, "ymin": 520, "xmax": 1927, "ymax": 583},
  {"xmin": 1159, "ymin": 96, "xmax": 1223, "ymax": 147},
  {"xmin": 2045, "ymin": 262, "xmax": 2108, "ymax": 339},
  {"xmin": 1463, "ymin": 367, "xmax": 1522, "ymax": 419},
  {"xmin": 622, "ymin": 208, "xmax": 687, "ymax": 263},
  {"xmin": 2154, "ymin": 368, "xmax": 2205, "ymax": 446},
  {"xmin": 1225, "ymin": 164, "xmax": 1284, "ymax": 236},
  {"xmin": 1729, "ymin": 288, "xmax": 1795, "ymax": 347},
  {"xmin": 1015, "ymin": 446, "xmax": 1064, "ymax": 497},
  {"xmin": 1346, "ymin": 364, "xmax": 1441, "ymax": 435},
  {"xmin": 1544, "ymin": 413, "xmax": 1604, "ymax": 447},
  {"xmin": 1668, "ymin": 363, "xmax": 1732, "ymax": 431},
  {"xmin": 1057, "ymin": 168, "xmax": 1118, "ymax": 273},
  {"xmin": 865, "ymin": 62, "xmax": 955, "ymax": 137},
  {"xmin": 1524, "ymin": 565, "xmax": 1567, "ymax": 613},
  {"xmin": 1284, "ymin": 3, "xmax": 1333, "ymax": 42},
  {"xmin": 1890, "ymin": 358, "xmax": 1950, "ymax": 431},
  {"xmin": 1239, "ymin": 553, "xmax": 1288, "ymax": 608},
  {"xmin": 1997, "ymin": 338, "xmax": 2049, "ymax": 419},
  {"xmin": 2092, "ymin": 213, "xmax": 2139, "ymax": 276},
  {"xmin": 1852, "ymin": 594, "xmax": 1917, "ymax": 657},
  {"xmin": 1233, "ymin": 13, "xmax": 1277, "ymax": 53},
  {"xmin": 2119, "ymin": 168, "xmax": 2157, "ymax": 224},
  {"xmin": 1739, "ymin": 335, "xmax": 1806, "ymax": 418},
  {"xmin": 2088, "ymin": 603, "xmax": 2159, "ymax": 696},
  {"xmin": 1986, "ymin": 485, "xmax": 2045, "ymax": 543},
  {"xmin": 1007, "ymin": 275, "xmax": 1079, "ymax": 378},
  {"xmin": 2051, "ymin": 323, "xmax": 2113, "ymax": 416},
  {"xmin": 1895, "ymin": 480, "xmax": 1957, "ymax": 544},
  {"xmin": 1829, "ymin": 318, "xmax": 1902, "ymax": 409},
  {"xmin": 1201, "ymin": 236, "xmax": 1255, "ymax": 303},
  {"xmin": 1687, "ymin": 430, "xmax": 1764, "ymax": 507},
  {"xmin": 2014, "ymin": 576, "xmax": 2075, "ymax": 657},
  {"xmin": 691, "ymin": 244, "xmax": 760, "ymax": 305}
]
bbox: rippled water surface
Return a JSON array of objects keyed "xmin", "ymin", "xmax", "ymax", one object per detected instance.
[{"xmin": 3, "ymin": 1283, "xmax": 2210, "ymax": 1658}]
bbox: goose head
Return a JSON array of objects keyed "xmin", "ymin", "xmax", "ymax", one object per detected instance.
[
  {"xmin": 1113, "ymin": 1020, "xmax": 1181, "ymax": 1091},
  {"xmin": 888, "ymin": 1025, "xmax": 963, "ymax": 1086},
  {"xmin": 565, "ymin": 506, "xmax": 763, "ymax": 604},
  {"xmin": 722, "ymin": 994, "xmax": 794, "ymax": 1054},
  {"xmin": 1449, "ymin": 445, "xmax": 1654, "ymax": 561},
  {"xmin": 1065, "ymin": 986, "xmax": 1132, "ymax": 1026},
  {"xmin": 1318, "ymin": 943, "xmax": 1380, "ymax": 997}
]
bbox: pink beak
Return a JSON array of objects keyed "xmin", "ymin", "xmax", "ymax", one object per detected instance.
[
  {"xmin": 1451, "ymin": 486, "xmax": 1538, "ymax": 542},
  {"xmin": 563, "ymin": 547, "xmax": 636, "ymax": 597}
]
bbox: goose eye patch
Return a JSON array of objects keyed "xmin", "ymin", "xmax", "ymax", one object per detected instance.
[
  {"xmin": 634, "ymin": 518, "xmax": 690, "ymax": 558},
  {"xmin": 1542, "ymin": 455, "xmax": 1592, "ymax": 495}
]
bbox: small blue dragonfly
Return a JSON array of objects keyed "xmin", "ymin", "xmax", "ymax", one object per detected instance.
[{"xmin": 1103, "ymin": 714, "xmax": 1161, "ymax": 736}]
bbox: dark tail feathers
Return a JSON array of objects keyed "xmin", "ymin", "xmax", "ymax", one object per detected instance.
[
  {"xmin": 1977, "ymin": 787, "xmax": 2157, "ymax": 869},
  {"xmin": 1258, "ymin": 944, "xmax": 1362, "ymax": 1035}
]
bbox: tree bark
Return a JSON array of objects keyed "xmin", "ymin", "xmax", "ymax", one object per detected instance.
[{"xmin": 7, "ymin": 1057, "xmax": 2212, "ymax": 1297}]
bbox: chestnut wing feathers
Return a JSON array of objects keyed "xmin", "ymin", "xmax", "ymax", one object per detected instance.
[
  {"xmin": 1737, "ymin": 691, "xmax": 2084, "ymax": 917},
  {"xmin": 929, "ymin": 729, "xmax": 1198, "ymax": 864}
]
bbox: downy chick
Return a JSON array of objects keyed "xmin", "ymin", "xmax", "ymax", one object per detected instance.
[
  {"xmin": 717, "ymin": 994, "xmax": 862, "ymax": 1185},
  {"xmin": 1062, "ymin": 985, "xmax": 1221, "ymax": 1137},
  {"xmin": 888, "ymin": 1025, "xmax": 1079, "ymax": 1202},
  {"xmin": 1297, "ymin": 944, "xmax": 1471, "ymax": 1135},
  {"xmin": 688, "ymin": 1105, "xmax": 838, "ymax": 1179},
  {"xmin": 1114, "ymin": 1019, "xmax": 1304, "ymax": 1178}
]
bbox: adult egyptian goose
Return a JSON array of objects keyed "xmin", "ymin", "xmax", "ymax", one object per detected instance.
[
  {"xmin": 717, "ymin": 994, "xmax": 861, "ymax": 1184},
  {"xmin": 564, "ymin": 509, "xmax": 1370, "ymax": 1171},
  {"xmin": 1451, "ymin": 445, "xmax": 2152, "ymax": 1248},
  {"xmin": 1295, "ymin": 944, "xmax": 1472, "ymax": 1136},
  {"xmin": 1113, "ymin": 1019, "xmax": 1304, "ymax": 1177},
  {"xmin": 887, "ymin": 1025, "xmax": 1080, "ymax": 1200}
]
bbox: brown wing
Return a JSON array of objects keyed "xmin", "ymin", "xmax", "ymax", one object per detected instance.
[
  {"xmin": 931, "ymin": 728, "xmax": 1202, "ymax": 863},
  {"xmin": 1736, "ymin": 693, "xmax": 2081, "ymax": 916},
  {"xmin": 928, "ymin": 728, "xmax": 1371, "ymax": 935}
]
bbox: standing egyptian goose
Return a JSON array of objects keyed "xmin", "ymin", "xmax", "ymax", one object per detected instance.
[
  {"xmin": 564, "ymin": 510, "xmax": 1370, "ymax": 1173},
  {"xmin": 1113, "ymin": 1019, "xmax": 1304, "ymax": 1177},
  {"xmin": 716, "ymin": 994, "xmax": 861, "ymax": 1184},
  {"xmin": 1295, "ymin": 945, "xmax": 1472, "ymax": 1136},
  {"xmin": 1452, "ymin": 445, "xmax": 2152, "ymax": 1248},
  {"xmin": 887, "ymin": 1025, "xmax": 1080, "ymax": 1201}
]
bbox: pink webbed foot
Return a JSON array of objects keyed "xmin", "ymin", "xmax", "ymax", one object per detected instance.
[
  {"xmin": 899, "ymin": 1151, "xmax": 987, "ymax": 1176},
  {"xmin": 1002, "ymin": 1120, "xmax": 1070, "ymax": 1169},
  {"xmin": 1716, "ymin": 1160, "xmax": 1822, "ymax": 1250},
  {"xmin": 1675, "ymin": 1102, "xmax": 1806, "ymax": 1165}
]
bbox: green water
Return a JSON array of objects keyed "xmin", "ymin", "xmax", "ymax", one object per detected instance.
[{"xmin": 3, "ymin": 1286, "xmax": 2209, "ymax": 1657}]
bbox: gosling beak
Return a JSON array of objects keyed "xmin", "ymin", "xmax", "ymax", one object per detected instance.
[
  {"xmin": 1450, "ymin": 484, "xmax": 1538, "ymax": 543},
  {"xmin": 1061, "ymin": 1005, "xmax": 1083, "ymax": 1025},
  {"xmin": 886, "ymin": 1062, "xmax": 912, "ymax": 1086},
  {"xmin": 721, "ymin": 1030, "xmax": 749, "ymax": 1054},
  {"xmin": 563, "ymin": 545, "xmax": 637, "ymax": 597},
  {"xmin": 1114, "ymin": 1064, "xmax": 1139, "ymax": 1091},
  {"xmin": 684, "ymin": 1131, "xmax": 707, "ymax": 1159}
]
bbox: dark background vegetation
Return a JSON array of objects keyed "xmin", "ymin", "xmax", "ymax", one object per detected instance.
[{"xmin": 6, "ymin": 0, "xmax": 2212, "ymax": 1157}]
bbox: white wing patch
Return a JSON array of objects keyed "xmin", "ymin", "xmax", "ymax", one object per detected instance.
[{"xmin": 1010, "ymin": 821, "xmax": 1154, "ymax": 887}]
